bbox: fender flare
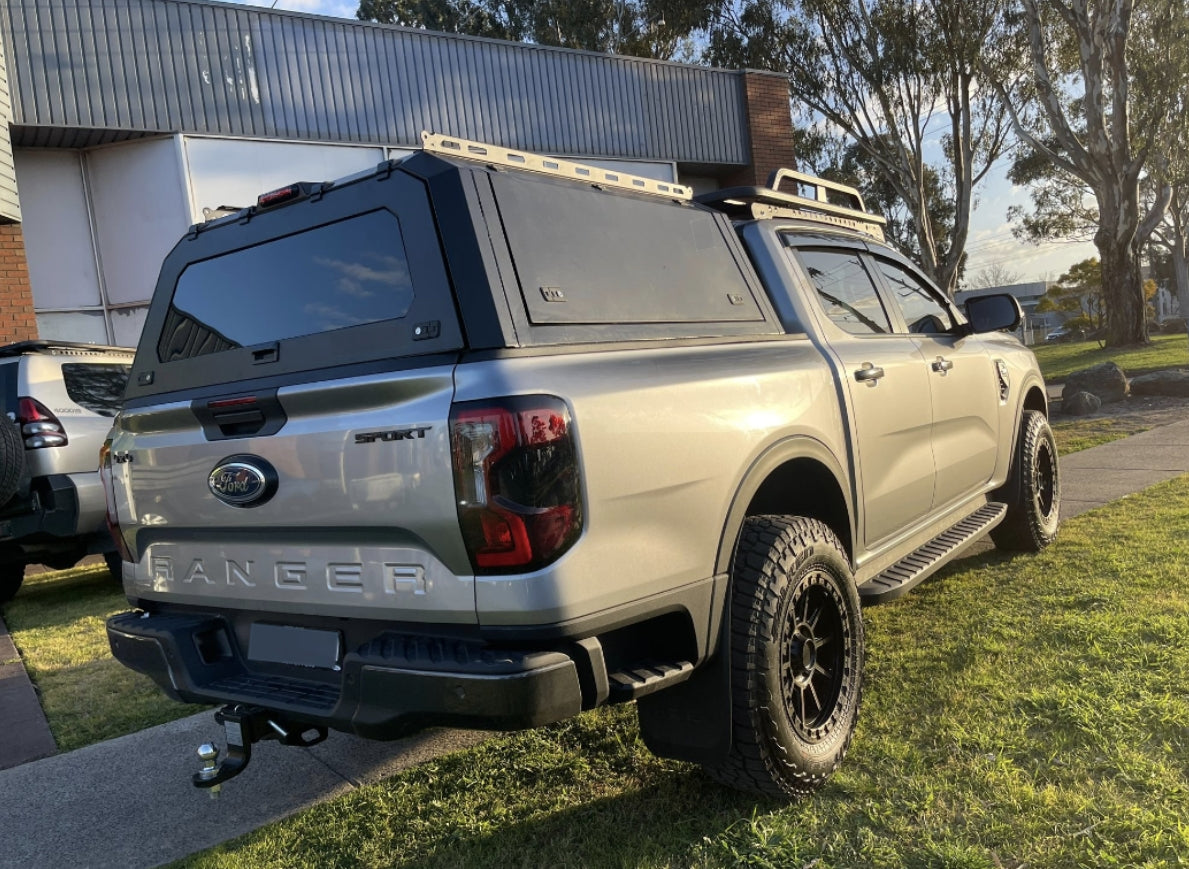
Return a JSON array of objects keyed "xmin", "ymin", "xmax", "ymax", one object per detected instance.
[{"xmin": 714, "ymin": 434, "xmax": 855, "ymax": 577}]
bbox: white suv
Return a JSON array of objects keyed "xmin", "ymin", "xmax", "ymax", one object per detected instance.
[{"xmin": 0, "ymin": 341, "xmax": 133, "ymax": 601}]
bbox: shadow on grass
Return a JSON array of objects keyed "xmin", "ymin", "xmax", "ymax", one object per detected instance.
[{"xmin": 389, "ymin": 767, "xmax": 781, "ymax": 869}]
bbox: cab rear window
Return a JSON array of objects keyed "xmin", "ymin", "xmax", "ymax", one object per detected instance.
[{"xmin": 159, "ymin": 210, "xmax": 414, "ymax": 362}]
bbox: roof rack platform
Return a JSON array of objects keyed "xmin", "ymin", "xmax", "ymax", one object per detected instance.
[{"xmin": 421, "ymin": 132, "xmax": 692, "ymax": 201}]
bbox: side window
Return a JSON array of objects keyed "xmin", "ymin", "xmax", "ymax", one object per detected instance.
[
  {"xmin": 873, "ymin": 258, "xmax": 954, "ymax": 334},
  {"xmin": 796, "ymin": 249, "xmax": 892, "ymax": 335}
]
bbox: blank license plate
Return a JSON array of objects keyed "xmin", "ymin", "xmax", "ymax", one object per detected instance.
[{"xmin": 248, "ymin": 623, "xmax": 341, "ymax": 669}]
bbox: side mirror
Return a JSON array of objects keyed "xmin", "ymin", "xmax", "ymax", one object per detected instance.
[{"xmin": 963, "ymin": 293, "xmax": 1022, "ymax": 334}]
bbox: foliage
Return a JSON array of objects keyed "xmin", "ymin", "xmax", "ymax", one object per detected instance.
[
  {"xmin": 986, "ymin": 0, "xmax": 1189, "ymax": 347},
  {"xmin": 1035, "ymin": 256, "xmax": 1103, "ymax": 327},
  {"xmin": 824, "ymin": 138, "xmax": 957, "ymax": 266},
  {"xmin": 1005, "ymin": 140, "xmax": 1098, "ymax": 244},
  {"xmin": 2, "ymin": 565, "xmax": 200, "ymax": 751},
  {"xmin": 179, "ymin": 479, "xmax": 1189, "ymax": 868},
  {"xmin": 707, "ymin": 0, "xmax": 1018, "ymax": 297},
  {"xmin": 356, "ymin": 0, "xmax": 718, "ymax": 59}
]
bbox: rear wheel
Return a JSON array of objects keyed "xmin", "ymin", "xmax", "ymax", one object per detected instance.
[
  {"xmin": 0, "ymin": 562, "xmax": 25, "ymax": 603},
  {"xmin": 703, "ymin": 516, "xmax": 864, "ymax": 799},
  {"xmin": 991, "ymin": 411, "xmax": 1060, "ymax": 552}
]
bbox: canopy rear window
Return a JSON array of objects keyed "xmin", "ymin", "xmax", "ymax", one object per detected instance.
[{"xmin": 159, "ymin": 210, "xmax": 415, "ymax": 362}]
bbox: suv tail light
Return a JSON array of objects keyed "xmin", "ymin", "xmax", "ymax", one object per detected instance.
[
  {"xmin": 17, "ymin": 396, "xmax": 67, "ymax": 448},
  {"xmin": 450, "ymin": 396, "xmax": 582, "ymax": 573},
  {"xmin": 99, "ymin": 440, "xmax": 134, "ymax": 564}
]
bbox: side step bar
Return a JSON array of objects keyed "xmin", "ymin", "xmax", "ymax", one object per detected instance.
[
  {"xmin": 858, "ymin": 502, "xmax": 1007, "ymax": 604},
  {"xmin": 608, "ymin": 660, "xmax": 693, "ymax": 701}
]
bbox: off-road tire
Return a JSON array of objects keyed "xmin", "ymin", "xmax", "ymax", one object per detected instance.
[
  {"xmin": 0, "ymin": 415, "xmax": 25, "ymax": 507},
  {"xmin": 991, "ymin": 411, "xmax": 1060, "ymax": 552},
  {"xmin": 703, "ymin": 515, "xmax": 864, "ymax": 799},
  {"xmin": 0, "ymin": 562, "xmax": 25, "ymax": 603}
]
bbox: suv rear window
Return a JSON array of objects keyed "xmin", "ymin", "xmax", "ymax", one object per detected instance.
[
  {"xmin": 62, "ymin": 363, "xmax": 130, "ymax": 417},
  {"xmin": 159, "ymin": 210, "xmax": 414, "ymax": 362}
]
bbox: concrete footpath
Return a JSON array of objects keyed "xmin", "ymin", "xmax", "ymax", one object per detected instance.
[{"xmin": 0, "ymin": 416, "xmax": 1187, "ymax": 869}]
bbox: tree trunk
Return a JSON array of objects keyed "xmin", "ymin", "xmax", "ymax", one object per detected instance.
[
  {"xmin": 1096, "ymin": 233, "xmax": 1148, "ymax": 346},
  {"xmin": 1172, "ymin": 238, "xmax": 1189, "ymax": 349},
  {"xmin": 1094, "ymin": 175, "xmax": 1149, "ymax": 347}
]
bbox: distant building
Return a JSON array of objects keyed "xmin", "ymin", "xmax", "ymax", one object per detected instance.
[
  {"xmin": 0, "ymin": 0, "xmax": 797, "ymax": 346},
  {"xmin": 956, "ymin": 281, "xmax": 1054, "ymax": 343}
]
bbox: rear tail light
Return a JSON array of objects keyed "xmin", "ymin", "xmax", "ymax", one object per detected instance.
[
  {"xmin": 99, "ymin": 440, "xmax": 134, "ymax": 564},
  {"xmin": 17, "ymin": 396, "xmax": 67, "ymax": 448},
  {"xmin": 450, "ymin": 396, "xmax": 583, "ymax": 573}
]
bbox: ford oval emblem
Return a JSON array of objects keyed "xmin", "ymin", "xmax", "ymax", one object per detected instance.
[{"xmin": 208, "ymin": 455, "xmax": 277, "ymax": 508}]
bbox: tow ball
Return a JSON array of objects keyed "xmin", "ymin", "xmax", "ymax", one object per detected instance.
[{"xmin": 193, "ymin": 704, "xmax": 328, "ymax": 791}]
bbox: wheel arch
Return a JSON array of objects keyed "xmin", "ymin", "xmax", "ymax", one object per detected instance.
[
  {"xmin": 1022, "ymin": 380, "xmax": 1048, "ymax": 416},
  {"xmin": 716, "ymin": 437, "xmax": 855, "ymax": 577}
]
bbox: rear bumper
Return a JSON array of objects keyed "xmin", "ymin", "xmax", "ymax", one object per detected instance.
[
  {"xmin": 0, "ymin": 473, "xmax": 107, "ymax": 541},
  {"xmin": 106, "ymin": 610, "xmax": 584, "ymax": 739}
]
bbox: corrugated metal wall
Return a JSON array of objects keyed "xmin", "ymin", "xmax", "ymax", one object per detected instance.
[{"xmin": 0, "ymin": 0, "xmax": 748, "ymax": 166}]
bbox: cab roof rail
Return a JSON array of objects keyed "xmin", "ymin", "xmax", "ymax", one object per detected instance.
[{"xmin": 421, "ymin": 131, "xmax": 693, "ymax": 201}]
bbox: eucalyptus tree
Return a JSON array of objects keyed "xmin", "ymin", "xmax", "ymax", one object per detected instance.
[
  {"xmin": 708, "ymin": 0, "xmax": 1018, "ymax": 296},
  {"xmin": 356, "ymin": 0, "xmax": 719, "ymax": 59},
  {"xmin": 988, "ymin": 0, "xmax": 1187, "ymax": 347}
]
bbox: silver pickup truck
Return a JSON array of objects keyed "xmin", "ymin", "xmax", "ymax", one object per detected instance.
[{"xmin": 104, "ymin": 134, "xmax": 1058, "ymax": 799}]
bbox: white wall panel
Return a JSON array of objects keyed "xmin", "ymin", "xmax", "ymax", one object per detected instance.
[
  {"xmin": 110, "ymin": 306, "xmax": 148, "ymax": 348},
  {"xmin": 14, "ymin": 149, "xmax": 102, "ymax": 309},
  {"xmin": 35, "ymin": 311, "xmax": 107, "ymax": 344},
  {"xmin": 87, "ymin": 137, "xmax": 191, "ymax": 307},
  {"xmin": 184, "ymin": 138, "xmax": 385, "ymax": 223}
]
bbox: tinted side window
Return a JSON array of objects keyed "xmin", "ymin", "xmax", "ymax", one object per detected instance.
[
  {"xmin": 797, "ymin": 249, "xmax": 891, "ymax": 335},
  {"xmin": 160, "ymin": 210, "xmax": 414, "ymax": 362},
  {"xmin": 62, "ymin": 363, "xmax": 130, "ymax": 417},
  {"xmin": 873, "ymin": 258, "xmax": 954, "ymax": 334}
]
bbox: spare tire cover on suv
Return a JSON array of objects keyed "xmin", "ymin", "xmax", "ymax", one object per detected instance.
[{"xmin": 0, "ymin": 415, "xmax": 25, "ymax": 506}]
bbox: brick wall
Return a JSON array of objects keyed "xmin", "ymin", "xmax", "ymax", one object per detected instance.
[
  {"xmin": 0, "ymin": 223, "xmax": 38, "ymax": 343},
  {"xmin": 726, "ymin": 70, "xmax": 796, "ymax": 188}
]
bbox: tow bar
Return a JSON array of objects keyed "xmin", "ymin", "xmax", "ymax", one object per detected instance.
[{"xmin": 193, "ymin": 704, "xmax": 328, "ymax": 793}]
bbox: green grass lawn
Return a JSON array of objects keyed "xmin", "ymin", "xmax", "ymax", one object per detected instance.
[
  {"xmin": 1032, "ymin": 331, "xmax": 1189, "ymax": 381},
  {"xmin": 176, "ymin": 477, "xmax": 1189, "ymax": 869},
  {"xmin": 1050, "ymin": 415, "xmax": 1161, "ymax": 455},
  {"xmin": 1, "ymin": 565, "xmax": 202, "ymax": 752}
]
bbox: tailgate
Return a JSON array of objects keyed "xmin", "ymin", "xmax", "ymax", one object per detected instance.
[{"xmin": 109, "ymin": 364, "xmax": 475, "ymax": 623}]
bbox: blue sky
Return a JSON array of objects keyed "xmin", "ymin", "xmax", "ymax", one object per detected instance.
[{"xmin": 225, "ymin": 0, "xmax": 1096, "ymax": 286}]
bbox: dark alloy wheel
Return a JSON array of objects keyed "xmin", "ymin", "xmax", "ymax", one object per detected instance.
[
  {"xmin": 991, "ymin": 410, "xmax": 1060, "ymax": 552},
  {"xmin": 780, "ymin": 574, "xmax": 848, "ymax": 744},
  {"xmin": 703, "ymin": 515, "xmax": 864, "ymax": 800}
]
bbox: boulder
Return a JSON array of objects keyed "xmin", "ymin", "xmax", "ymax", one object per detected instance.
[
  {"xmin": 1061, "ymin": 362, "xmax": 1129, "ymax": 404},
  {"xmin": 1130, "ymin": 369, "xmax": 1189, "ymax": 397},
  {"xmin": 1062, "ymin": 390, "xmax": 1102, "ymax": 416}
]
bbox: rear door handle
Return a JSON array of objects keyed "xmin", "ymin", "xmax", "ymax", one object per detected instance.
[
  {"xmin": 931, "ymin": 357, "xmax": 954, "ymax": 373},
  {"xmin": 854, "ymin": 363, "xmax": 885, "ymax": 383}
]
